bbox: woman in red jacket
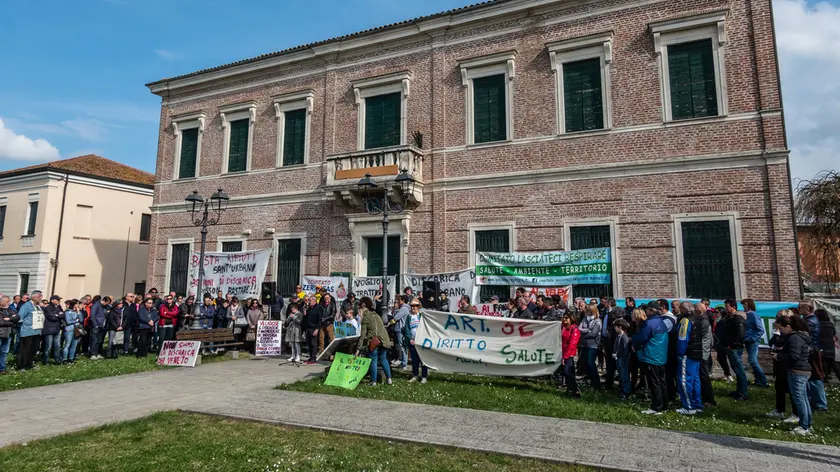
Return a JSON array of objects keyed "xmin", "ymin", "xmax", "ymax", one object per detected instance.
[
  {"xmin": 562, "ymin": 312, "xmax": 581, "ymax": 398},
  {"xmin": 157, "ymin": 295, "xmax": 179, "ymax": 350}
]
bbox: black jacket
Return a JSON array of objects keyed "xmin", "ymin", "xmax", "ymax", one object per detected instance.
[
  {"xmin": 304, "ymin": 303, "xmax": 323, "ymax": 330},
  {"xmin": 719, "ymin": 313, "xmax": 746, "ymax": 349},
  {"xmin": 818, "ymin": 320, "xmax": 836, "ymax": 357},
  {"xmin": 0, "ymin": 307, "xmax": 20, "ymax": 338},
  {"xmin": 684, "ymin": 314, "xmax": 709, "ymax": 360},
  {"xmin": 779, "ymin": 331, "xmax": 812, "ymax": 372},
  {"xmin": 321, "ymin": 300, "xmax": 337, "ymax": 327},
  {"xmin": 106, "ymin": 307, "xmax": 125, "ymax": 331},
  {"xmin": 123, "ymin": 302, "xmax": 139, "ymax": 326},
  {"xmin": 43, "ymin": 303, "xmax": 64, "ymax": 335}
]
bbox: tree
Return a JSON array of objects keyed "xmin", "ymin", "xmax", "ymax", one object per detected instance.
[{"xmin": 795, "ymin": 171, "xmax": 840, "ymax": 293}]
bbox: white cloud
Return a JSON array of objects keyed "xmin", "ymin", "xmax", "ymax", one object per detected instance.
[
  {"xmin": 774, "ymin": 0, "xmax": 840, "ymax": 183},
  {"xmin": 0, "ymin": 118, "xmax": 60, "ymax": 161},
  {"xmin": 61, "ymin": 118, "xmax": 107, "ymax": 141},
  {"xmin": 154, "ymin": 49, "xmax": 182, "ymax": 61}
]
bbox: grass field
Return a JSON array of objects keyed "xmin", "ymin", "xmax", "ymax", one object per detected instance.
[
  {"xmin": 0, "ymin": 411, "xmax": 601, "ymax": 472},
  {"xmin": 279, "ymin": 370, "xmax": 840, "ymax": 446},
  {"xmin": 0, "ymin": 351, "xmax": 237, "ymax": 392}
]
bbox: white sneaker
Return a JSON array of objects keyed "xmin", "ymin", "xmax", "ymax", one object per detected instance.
[
  {"xmin": 725, "ymin": 376, "xmax": 734, "ymax": 383},
  {"xmin": 641, "ymin": 409, "xmax": 663, "ymax": 416},
  {"xmin": 791, "ymin": 426, "xmax": 812, "ymax": 436},
  {"xmin": 386, "ymin": 378, "xmax": 393, "ymax": 385},
  {"xmin": 676, "ymin": 408, "xmax": 697, "ymax": 415},
  {"xmin": 766, "ymin": 410, "xmax": 785, "ymax": 419},
  {"xmin": 420, "ymin": 378, "xmax": 427, "ymax": 384},
  {"xmin": 390, "ymin": 360, "xmax": 400, "ymax": 367},
  {"xmin": 783, "ymin": 415, "xmax": 800, "ymax": 424},
  {"xmin": 295, "ymin": 356, "xmax": 301, "ymax": 362},
  {"xmin": 408, "ymin": 376, "xmax": 418, "ymax": 383},
  {"xmin": 369, "ymin": 382, "xmax": 377, "ymax": 387}
]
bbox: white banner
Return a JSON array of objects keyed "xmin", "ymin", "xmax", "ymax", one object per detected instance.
[
  {"xmin": 415, "ymin": 309, "xmax": 562, "ymax": 377},
  {"xmin": 255, "ymin": 319, "xmax": 283, "ymax": 356},
  {"xmin": 401, "ymin": 269, "xmax": 479, "ymax": 313},
  {"xmin": 351, "ymin": 276, "xmax": 396, "ymax": 299},
  {"xmin": 189, "ymin": 249, "xmax": 271, "ymax": 299},
  {"xmin": 157, "ymin": 340, "xmax": 201, "ymax": 367},
  {"xmin": 301, "ymin": 276, "xmax": 349, "ymax": 301}
]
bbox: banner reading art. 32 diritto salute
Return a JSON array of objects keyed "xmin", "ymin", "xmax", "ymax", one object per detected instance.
[{"xmin": 475, "ymin": 248, "xmax": 611, "ymax": 287}]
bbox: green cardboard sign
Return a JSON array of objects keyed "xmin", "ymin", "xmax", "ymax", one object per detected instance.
[{"xmin": 324, "ymin": 352, "xmax": 371, "ymax": 390}]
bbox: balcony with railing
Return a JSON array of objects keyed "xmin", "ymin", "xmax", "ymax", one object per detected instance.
[{"xmin": 325, "ymin": 144, "xmax": 424, "ymax": 208}]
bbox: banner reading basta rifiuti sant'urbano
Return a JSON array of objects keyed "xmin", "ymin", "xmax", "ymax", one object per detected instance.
[{"xmin": 475, "ymin": 248, "xmax": 611, "ymax": 287}]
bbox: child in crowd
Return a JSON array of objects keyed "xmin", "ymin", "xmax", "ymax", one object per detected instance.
[
  {"xmin": 343, "ymin": 309, "xmax": 359, "ymax": 333},
  {"xmin": 614, "ymin": 319, "xmax": 632, "ymax": 400}
]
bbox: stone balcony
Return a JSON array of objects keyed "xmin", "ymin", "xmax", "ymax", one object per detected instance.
[{"xmin": 325, "ymin": 144, "xmax": 424, "ymax": 209}]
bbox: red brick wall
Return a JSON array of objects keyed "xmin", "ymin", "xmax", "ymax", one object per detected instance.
[{"xmin": 147, "ymin": 0, "xmax": 800, "ymax": 300}]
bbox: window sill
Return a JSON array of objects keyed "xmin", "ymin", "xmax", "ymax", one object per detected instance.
[
  {"xmin": 139, "ymin": 240, "xmax": 150, "ymax": 245},
  {"xmin": 175, "ymin": 176, "xmax": 198, "ymax": 182},
  {"xmin": 20, "ymin": 234, "xmax": 35, "ymax": 238},
  {"xmin": 277, "ymin": 163, "xmax": 307, "ymax": 171},
  {"xmin": 664, "ymin": 114, "xmax": 727, "ymax": 127},
  {"xmin": 558, "ymin": 128, "xmax": 611, "ymax": 138},
  {"xmin": 466, "ymin": 139, "xmax": 513, "ymax": 150}
]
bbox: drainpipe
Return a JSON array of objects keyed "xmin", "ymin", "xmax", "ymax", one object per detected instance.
[{"xmin": 51, "ymin": 173, "xmax": 70, "ymax": 294}]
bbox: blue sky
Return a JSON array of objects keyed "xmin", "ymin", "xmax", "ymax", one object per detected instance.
[{"xmin": 0, "ymin": 0, "xmax": 838, "ymax": 184}]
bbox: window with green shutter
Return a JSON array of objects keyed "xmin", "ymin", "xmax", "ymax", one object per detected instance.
[
  {"xmin": 476, "ymin": 229, "xmax": 510, "ymax": 302},
  {"xmin": 227, "ymin": 118, "xmax": 249, "ymax": 173},
  {"xmin": 563, "ymin": 58, "xmax": 604, "ymax": 133},
  {"xmin": 178, "ymin": 128, "xmax": 199, "ymax": 179},
  {"xmin": 364, "ymin": 93, "xmax": 401, "ymax": 149},
  {"xmin": 668, "ymin": 39, "xmax": 718, "ymax": 120},
  {"xmin": 681, "ymin": 220, "xmax": 735, "ymax": 299},
  {"xmin": 366, "ymin": 236, "xmax": 400, "ymax": 277},
  {"xmin": 569, "ymin": 225, "xmax": 613, "ymax": 299},
  {"xmin": 283, "ymin": 109, "xmax": 306, "ymax": 166},
  {"xmin": 473, "ymin": 74, "xmax": 507, "ymax": 144}
]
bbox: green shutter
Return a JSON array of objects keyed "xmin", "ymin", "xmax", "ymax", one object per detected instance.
[
  {"xmin": 283, "ymin": 109, "xmax": 306, "ymax": 166},
  {"xmin": 366, "ymin": 236, "xmax": 400, "ymax": 277},
  {"xmin": 276, "ymin": 239, "xmax": 302, "ymax": 297},
  {"xmin": 681, "ymin": 221, "xmax": 735, "ymax": 299},
  {"xmin": 364, "ymin": 93, "xmax": 401, "ymax": 149},
  {"xmin": 668, "ymin": 39, "xmax": 718, "ymax": 120},
  {"xmin": 563, "ymin": 58, "xmax": 604, "ymax": 133},
  {"xmin": 476, "ymin": 229, "xmax": 510, "ymax": 302},
  {"xmin": 178, "ymin": 128, "xmax": 199, "ymax": 179},
  {"xmin": 473, "ymin": 74, "xmax": 507, "ymax": 143},
  {"xmin": 227, "ymin": 119, "xmax": 249, "ymax": 173},
  {"xmin": 569, "ymin": 225, "xmax": 613, "ymax": 299}
]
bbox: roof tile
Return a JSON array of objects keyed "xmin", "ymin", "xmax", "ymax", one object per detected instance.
[{"xmin": 0, "ymin": 155, "xmax": 155, "ymax": 188}]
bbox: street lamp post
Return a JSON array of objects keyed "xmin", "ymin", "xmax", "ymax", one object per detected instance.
[
  {"xmin": 185, "ymin": 188, "xmax": 229, "ymax": 328},
  {"xmin": 357, "ymin": 167, "xmax": 416, "ymax": 321}
]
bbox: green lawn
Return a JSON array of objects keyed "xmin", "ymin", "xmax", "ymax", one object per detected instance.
[
  {"xmin": 0, "ymin": 411, "xmax": 600, "ymax": 472},
  {"xmin": 280, "ymin": 370, "xmax": 840, "ymax": 446},
  {"xmin": 0, "ymin": 351, "xmax": 239, "ymax": 392}
]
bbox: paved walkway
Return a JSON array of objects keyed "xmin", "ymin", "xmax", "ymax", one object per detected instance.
[
  {"xmin": 3, "ymin": 360, "xmax": 839, "ymax": 472},
  {"xmin": 187, "ymin": 389, "xmax": 840, "ymax": 472},
  {"xmin": 0, "ymin": 358, "xmax": 322, "ymax": 448}
]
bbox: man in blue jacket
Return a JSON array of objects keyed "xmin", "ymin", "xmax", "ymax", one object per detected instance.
[
  {"xmin": 633, "ymin": 303, "xmax": 669, "ymax": 415},
  {"xmin": 16, "ymin": 291, "xmax": 44, "ymax": 371},
  {"xmin": 741, "ymin": 298, "xmax": 768, "ymax": 388},
  {"xmin": 676, "ymin": 302, "xmax": 706, "ymax": 415}
]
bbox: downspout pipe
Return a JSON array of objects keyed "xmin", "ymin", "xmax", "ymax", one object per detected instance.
[{"xmin": 51, "ymin": 173, "xmax": 70, "ymax": 294}]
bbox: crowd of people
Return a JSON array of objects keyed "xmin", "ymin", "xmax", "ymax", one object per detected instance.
[{"xmin": 2, "ymin": 282, "xmax": 836, "ymax": 437}]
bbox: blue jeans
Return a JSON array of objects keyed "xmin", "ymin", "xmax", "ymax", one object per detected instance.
[
  {"xmin": 122, "ymin": 325, "xmax": 134, "ymax": 354},
  {"xmin": 42, "ymin": 333, "xmax": 62, "ymax": 363},
  {"xmin": 726, "ymin": 349, "xmax": 748, "ymax": 398},
  {"xmin": 616, "ymin": 356, "xmax": 631, "ymax": 395},
  {"xmin": 585, "ymin": 347, "xmax": 602, "ymax": 389},
  {"xmin": 745, "ymin": 342, "xmax": 768, "ymax": 386},
  {"xmin": 369, "ymin": 346, "xmax": 391, "ymax": 383},
  {"xmin": 394, "ymin": 334, "xmax": 407, "ymax": 368},
  {"xmin": 409, "ymin": 343, "xmax": 428, "ymax": 379},
  {"xmin": 90, "ymin": 327, "xmax": 105, "ymax": 356},
  {"xmin": 0, "ymin": 337, "xmax": 10, "ymax": 372},
  {"xmin": 62, "ymin": 331, "xmax": 79, "ymax": 361},
  {"xmin": 789, "ymin": 372, "xmax": 812, "ymax": 430},
  {"xmin": 808, "ymin": 379, "xmax": 827, "ymax": 410}
]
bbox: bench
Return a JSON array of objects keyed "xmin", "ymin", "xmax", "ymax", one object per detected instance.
[{"xmin": 176, "ymin": 328, "xmax": 244, "ymax": 350}]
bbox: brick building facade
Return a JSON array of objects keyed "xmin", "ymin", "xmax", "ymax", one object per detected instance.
[{"xmin": 146, "ymin": 0, "xmax": 801, "ymax": 301}]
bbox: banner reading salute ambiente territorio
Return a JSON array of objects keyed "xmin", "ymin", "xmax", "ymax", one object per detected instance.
[
  {"xmin": 476, "ymin": 248, "xmax": 611, "ymax": 287},
  {"xmin": 415, "ymin": 310, "xmax": 562, "ymax": 377}
]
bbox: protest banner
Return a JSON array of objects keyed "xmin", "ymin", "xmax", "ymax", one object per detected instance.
[
  {"xmin": 476, "ymin": 248, "xmax": 611, "ymax": 286},
  {"xmin": 189, "ymin": 249, "xmax": 271, "ymax": 298},
  {"xmin": 301, "ymin": 276, "xmax": 349, "ymax": 300},
  {"xmin": 324, "ymin": 352, "xmax": 372, "ymax": 390},
  {"xmin": 523, "ymin": 286, "xmax": 572, "ymax": 304},
  {"xmin": 351, "ymin": 276, "xmax": 396, "ymax": 299},
  {"xmin": 255, "ymin": 319, "xmax": 283, "ymax": 356},
  {"xmin": 334, "ymin": 321, "xmax": 358, "ymax": 339},
  {"xmin": 317, "ymin": 335, "xmax": 360, "ymax": 362},
  {"xmin": 474, "ymin": 303, "xmax": 506, "ymax": 317},
  {"xmin": 157, "ymin": 340, "xmax": 201, "ymax": 367},
  {"xmin": 401, "ymin": 269, "xmax": 478, "ymax": 312},
  {"xmin": 415, "ymin": 309, "xmax": 562, "ymax": 376}
]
